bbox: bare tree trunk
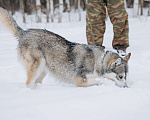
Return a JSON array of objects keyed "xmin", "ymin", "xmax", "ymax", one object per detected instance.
[
  {"xmin": 127, "ymin": 0, "xmax": 134, "ymax": 8},
  {"xmin": 66, "ymin": 0, "xmax": 70, "ymax": 22},
  {"xmin": 133, "ymin": 0, "xmax": 139, "ymax": 17},
  {"xmin": 10, "ymin": 0, "xmax": 15, "ymax": 15},
  {"xmin": 148, "ymin": 4, "xmax": 150, "ymax": 16},
  {"xmin": 81, "ymin": 0, "xmax": 86, "ymax": 10},
  {"xmin": 50, "ymin": 0, "xmax": 54, "ymax": 22},
  {"xmin": 140, "ymin": 0, "xmax": 143, "ymax": 15},
  {"xmin": 0, "ymin": 0, "xmax": 8, "ymax": 10},
  {"xmin": 46, "ymin": 0, "xmax": 50, "ymax": 22},
  {"xmin": 58, "ymin": 0, "xmax": 63, "ymax": 23},
  {"xmin": 78, "ymin": 0, "xmax": 81, "ymax": 21},
  {"xmin": 22, "ymin": 0, "xmax": 25, "ymax": 23},
  {"xmin": 36, "ymin": 0, "xmax": 41, "ymax": 22},
  {"xmin": 75, "ymin": 0, "xmax": 78, "ymax": 11}
]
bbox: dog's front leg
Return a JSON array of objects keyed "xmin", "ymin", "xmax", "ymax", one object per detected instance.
[
  {"xmin": 114, "ymin": 79, "xmax": 128, "ymax": 88},
  {"xmin": 75, "ymin": 76, "xmax": 100, "ymax": 87}
]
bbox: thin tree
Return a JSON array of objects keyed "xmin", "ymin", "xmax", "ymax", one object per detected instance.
[
  {"xmin": 66, "ymin": 0, "xmax": 70, "ymax": 22},
  {"xmin": 47, "ymin": 0, "xmax": 50, "ymax": 22},
  {"xmin": 75, "ymin": 0, "xmax": 78, "ymax": 11},
  {"xmin": 133, "ymin": 0, "xmax": 139, "ymax": 17},
  {"xmin": 58, "ymin": 0, "xmax": 63, "ymax": 23},
  {"xmin": 148, "ymin": 4, "xmax": 150, "ymax": 16},
  {"xmin": 22, "ymin": 0, "xmax": 25, "ymax": 23},
  {"xmin": 81, "ymin": 0, "xmax": 86, "ymax": 10},
  {"xmin": 78, "ymin": 0, "xmax": 81, "ymax": 21},
  {"xmin": 10, "ymin": 0, "xmax": 15, "ymax": 15},
  {"xmin": 50, "ymin": 0, "xmax": 54, "ymax": 22},
  {"xmin": 36, "ymin": 0, "xmax": 42, "ymax": 22},
  {"xmin": 127, "ymin": 0, "xmax": 134, "ymax": 8},
  {"xmin": 140, "ymin": 0, "xmax": 143, "ymax": 15}
]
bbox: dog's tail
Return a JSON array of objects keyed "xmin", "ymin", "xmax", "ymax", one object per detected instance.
[{"xmin": 0, "ymin": 7, "xmax": 24, "ymax": 38}]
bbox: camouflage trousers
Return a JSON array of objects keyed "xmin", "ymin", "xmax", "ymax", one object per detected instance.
[{"xmin": 86, "ymin": 0, "xmax": 129, "ymax": 50}]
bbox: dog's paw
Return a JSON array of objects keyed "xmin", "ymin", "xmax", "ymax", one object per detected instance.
[
  {"xmin": 97, "ymin": 81, "xmax": 104, "ymax": 86},
  {"xmin": 26, "ymin": 83, "xmax": 36, "ymax": 89},
  {"xmin": 115, "ymin": 80, "xmax": 128, "ymax": 88},
  {"xmin": 88, "ymin": 79, "xmax": 102, "ymax": 86}
]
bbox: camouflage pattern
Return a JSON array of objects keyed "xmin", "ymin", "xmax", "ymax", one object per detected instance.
[{"xmin": 86, "ymin": 0, "xmax": 129, "ymax": 50}]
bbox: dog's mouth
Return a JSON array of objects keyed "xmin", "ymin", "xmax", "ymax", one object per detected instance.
[
  {"xmin": 107, "ymin": 77, "xmax": 128, "ymax": 88},
  {"xmin": 103, "ymin": 73, "xmax": 128, "ymax": 88},
  {"xmin": 116, "ymin": 77, "xmax": 128, "ymax": 88}
]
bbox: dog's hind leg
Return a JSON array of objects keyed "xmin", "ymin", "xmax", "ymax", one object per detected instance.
[
  {"xmin": 35, "ymin": 70, "xmax": 47, "ymax": 84},
  {"xmin": 26, "ymin": 58, "xmax": 45, "ymax": 89},
  {"xmin": 26, "ymin": 66, "xmax": 39, "ymax": 89}
]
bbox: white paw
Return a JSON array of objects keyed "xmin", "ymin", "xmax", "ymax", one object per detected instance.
[
  {"xmin": 87, "ymin": 79, "xmax": 101, "ymax": 86},
  {"xmin": 95, "ymin": 80, "xmax": 102, "ymax": 86},
  {"xmin": 115, "ymin": 80, "xmax": 128, "ymax": 88},
  {"xmin": 27, "ymin": 83, "xmax": 36, "ymax": 89}
]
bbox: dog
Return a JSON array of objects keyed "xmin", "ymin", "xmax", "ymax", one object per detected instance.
[{"xmin": 0, "ymin": 7, "xmax": 131, "ymax": 88}]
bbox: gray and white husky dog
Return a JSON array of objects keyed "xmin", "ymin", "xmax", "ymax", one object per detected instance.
[{"xmin": 0, "ymin": 7, "xmax": 131, "ymax": 88}]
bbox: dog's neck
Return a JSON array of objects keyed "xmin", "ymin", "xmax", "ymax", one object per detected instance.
[
  {"xmin": 100, "ymin": 51, "xmax": 110, "ymax": 75},
  {"xmin": 98, "ymin": 51, "xmax": 120, "ymax": 76}
]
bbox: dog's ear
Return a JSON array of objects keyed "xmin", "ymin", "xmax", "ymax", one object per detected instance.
[
  {"xmin": 124, "ymin": 53, "xmax": 131, "ymax": 62},
  {"xmin": 109, "ymin": 58, "xmax": 121, "ymax": 68},
  {"xmin": 113, "ymin": 58, "xmax": 122, "ymax": 66}
]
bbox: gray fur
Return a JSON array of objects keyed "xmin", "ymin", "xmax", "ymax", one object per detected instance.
[{"xmin": 0, "ymin": 7, "xmax": 131, "ymax": 88}]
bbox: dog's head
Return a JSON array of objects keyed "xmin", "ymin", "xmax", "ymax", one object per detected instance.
[{"xmin": 104, "ymin": 53, "xmax": 131, "ymax": 87}]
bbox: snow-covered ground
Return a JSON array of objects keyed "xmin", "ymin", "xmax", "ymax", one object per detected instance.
[{"xmin": 0, "ymin": 9, "xmax": 150, "ymax": 120}]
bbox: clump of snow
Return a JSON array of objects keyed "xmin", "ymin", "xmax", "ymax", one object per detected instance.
[{"xmin": 0, "ymin": 10, "xmax": 150, "ymax": 120}]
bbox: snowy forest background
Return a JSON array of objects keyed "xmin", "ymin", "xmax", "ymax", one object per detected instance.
[{"xmin": 0, "ymin": 0, "xmax": 150, "ymax": 23}]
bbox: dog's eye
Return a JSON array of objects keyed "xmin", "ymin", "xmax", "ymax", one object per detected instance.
[{"xmin": 119, "ymin": 75, "xmax": 123, "ymax": 79}]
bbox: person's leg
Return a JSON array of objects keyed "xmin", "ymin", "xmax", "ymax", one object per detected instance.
[
  {"xmin": 107, "ymin": 0, "xmax": 129, "ymax": 50},
  {"xmin": 86, "ymin": 0, "xmax": 106, "ymax": 46}
]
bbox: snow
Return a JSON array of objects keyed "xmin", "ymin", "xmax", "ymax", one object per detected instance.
[{"xmin": 0, "ymin": 9, "xmax": 150, "ymax": 120}]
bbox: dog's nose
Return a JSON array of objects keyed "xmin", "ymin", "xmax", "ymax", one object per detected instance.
[{"xmin": 119, "ymin": 75, "xmax": 123, "ymax": 79}]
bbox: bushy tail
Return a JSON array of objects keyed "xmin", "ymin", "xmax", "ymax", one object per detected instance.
[{"xmin": 0, "ymin": 7, "xmax": 23, "ymax": 38}]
